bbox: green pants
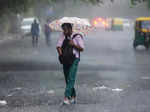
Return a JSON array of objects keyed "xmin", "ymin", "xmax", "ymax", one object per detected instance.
[{"xmin": 63, "ymin": 59, "xmax": 80, "ymax": 98}]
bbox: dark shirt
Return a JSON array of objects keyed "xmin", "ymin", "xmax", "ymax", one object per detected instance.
[
  {"xmin": 44, "ymin": 24, "xmax": 51, "ymax": 35},
  {"xmin": 31, "ymin": 23, "xmax": 40, "ymax": 36}
]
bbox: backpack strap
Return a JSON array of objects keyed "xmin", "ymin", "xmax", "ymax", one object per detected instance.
[
  {"xmin": 72, "ymin": 33, "xmax": 83, "ymax": 40},
  {"xmin": 72, "ymin": 33, "xmax": 83, "ymax": 59}
]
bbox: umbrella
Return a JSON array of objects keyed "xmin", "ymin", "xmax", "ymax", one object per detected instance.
[{"xmin": 49, "ymin": 17, "xmax": 92, "ymax": 35}]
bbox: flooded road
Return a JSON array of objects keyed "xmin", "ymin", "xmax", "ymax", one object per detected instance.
[{"xmin": 0, "ymin": 29, "xmax": 150, "ymax": 112}]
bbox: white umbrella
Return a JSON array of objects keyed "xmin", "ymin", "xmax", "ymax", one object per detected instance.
[{"xmin": 49, "ymin": 17, "xmax": 92, "ymax": 35}]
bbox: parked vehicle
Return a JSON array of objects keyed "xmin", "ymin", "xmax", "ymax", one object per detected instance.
[
  {"xmin": 92, "ymin": 17, "xmax": 108, "ymax": 29},
  {"xmin": 111, "ymin": 18, "xmax": 123, "ymax": 31},
  {"xmin": 133, "ymin": 17, "xmax": 150, "ymax": 49},
  {"xmin": 21, "ymin": 17, "xmax": 41, "ymax": 36}
]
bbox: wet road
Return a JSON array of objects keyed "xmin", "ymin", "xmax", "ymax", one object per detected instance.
[{"xmin": 0, "ymin": 29, "xmax": 150, "ymax": 112}]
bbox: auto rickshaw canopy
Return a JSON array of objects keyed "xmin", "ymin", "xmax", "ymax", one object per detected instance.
[
  {"xmin": 135, "ymin": 17, "xmax": 150, "ymax": 33},
  {"xmin": 136, "ymin": 17, "xmax": 150, "ymax": 21},
  {"xmin": 113, "ymin": 18, "xmax": 123, "ymax": 25}
]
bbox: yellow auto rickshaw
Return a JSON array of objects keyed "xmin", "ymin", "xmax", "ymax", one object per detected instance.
[
  {"xmin": 133, "ymin": 17, "xmax": 150, "ymax": 49},
  {"xmin": 111, "ymin": 18, "xmax": 123, "ymax": 31}
]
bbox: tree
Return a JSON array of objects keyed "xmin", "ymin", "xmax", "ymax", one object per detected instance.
[
  {"xmin": 0, "ymin": 0, "xmax": 148, "ymax": 34},
  {"xmin": 0, "ymin": 0, "xmax": 149, "ymax": 16},
  {"xmin": 130, "ymin": 0, "xmax": 147, "ymax": 6},
  {"xmin": 0, "ymin": 0, "xmax": 119, "ymax": 16}
]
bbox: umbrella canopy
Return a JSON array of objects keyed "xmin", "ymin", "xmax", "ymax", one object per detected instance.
[
  {"xmin": 59, "ymin": 17, "xmax": 91, "ymax": 26},
  {"xmin": 49, "ymin": 17, "xmax": 92, "ymax": 35}
]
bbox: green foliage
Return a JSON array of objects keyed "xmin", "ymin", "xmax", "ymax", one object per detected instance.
[
  {"xmin": 130, "ymin": 0, "xmax": 150, "ymax": 9},
  {"xmin": 0, "ymin": 0, "xmax": 103, "ymax": 15},
  {"xmin": 147, "ymin": 0, "xmax": 150, "ymax": 8},
  {"xmin": 0, "ymin": 0, "xmax": 148, "ymax": 15},
  {"xmin": 130, "ymin": 0, "xmax": 147, "ymax": 6},
  {"xmin": 0, "ymin": 0, "xmax": 30, "ymax": 14}
]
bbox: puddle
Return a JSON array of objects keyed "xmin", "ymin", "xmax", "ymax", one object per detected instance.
[
  {"xmin": 93, "ymin": 85, "xmax": 123, "ymax": 92},
  {"xmin": 47, "ymin": 90, "xmax": 55, "ymax": 95},
  {"xmin": 141, "ymin": 77, "xmax": 150, "ymax": 80},
  {"xmin": 93, "ymin": 85, "xmax": 110, "ymax": 91},
  {"xmin": 0, "ymin": 100, "xmax": 7, "ymax": 106},
  {"xmin": 111, "ymin": 88, "xmax": 123, "ymax": 92}
]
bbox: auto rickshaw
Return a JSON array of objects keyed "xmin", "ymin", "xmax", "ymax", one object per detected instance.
[
  {"xmin": 111, "ymin": 18, "xmax": 123, "ymax": 31},
  {"xmin": 133, "ymin": 17, "xmax": 150, "ymax": 49}
]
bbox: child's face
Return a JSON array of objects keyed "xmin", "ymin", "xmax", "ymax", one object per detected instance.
[{"xmin": 63, "ymin": 26, "xmax": 72, "ymax": 36}]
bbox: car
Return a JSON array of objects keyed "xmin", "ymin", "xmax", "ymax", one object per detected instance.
[
  {"xmin": 21, "ymin": 17, "xmax": 41, "ymax": 37},
  {"xmin": 91, "ymin": 17, "xmax": 108, "ymax": 29}
]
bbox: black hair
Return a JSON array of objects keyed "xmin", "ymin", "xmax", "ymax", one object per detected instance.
[
  {"xmin": 61, "ymin": 23, "xmax": 73, "ymax": 30},
  {"xmin": 34, "ymin": 19, "xmax": 37, "ymax": 23}
]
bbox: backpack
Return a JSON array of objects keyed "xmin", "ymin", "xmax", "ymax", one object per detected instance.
[{"xmin": 60, "ymin": 34, "xmax": 82, "ymax": 66}]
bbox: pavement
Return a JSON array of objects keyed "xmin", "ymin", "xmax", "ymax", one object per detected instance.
[{"xmin": 0, "ymin": 28, "xmax": 150, "ymax": 112}]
